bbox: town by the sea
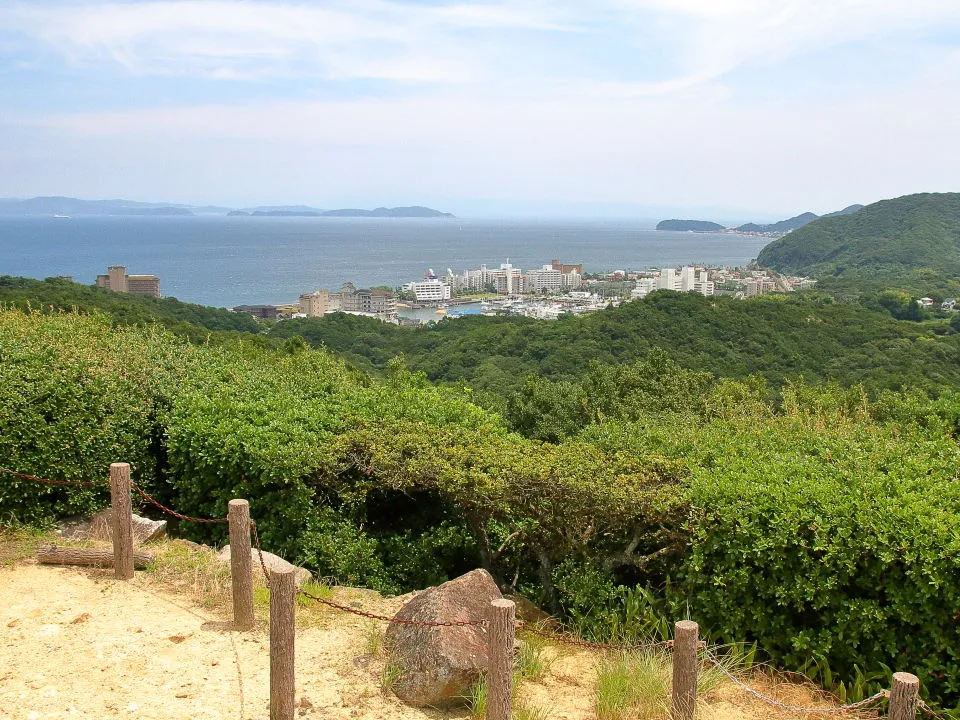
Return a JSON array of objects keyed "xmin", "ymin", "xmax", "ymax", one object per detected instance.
[{"xmin": 0, "ymin": 215, "xmax": 771, "ymax": 308}]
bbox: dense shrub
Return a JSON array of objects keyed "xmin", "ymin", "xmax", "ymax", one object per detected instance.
[
  {"xmin": 582, "ymin": 387, "xmax": 960, "ymax": 704},
  {"xmin": 4, "ymin": 307, "xmax": 960, "ymax": 706},
  {"xmin": 0, "ymin": 309, "xmax": 190, "ymax": 523}
]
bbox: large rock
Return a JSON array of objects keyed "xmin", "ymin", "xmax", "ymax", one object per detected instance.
[
  {"xmin": 59, "ymin": 509, "xmax": 167, "ymax": 545},
  {"xmin": 216, "ymin": 545, "xmax": 313, "ymax": 587},
  {"xmin": 385, "ymin": 568, "xmax": 502, "ymax": 707}
]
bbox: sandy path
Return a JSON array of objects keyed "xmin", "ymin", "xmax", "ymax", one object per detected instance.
[
  {"xmin": 0, "ymin": 563, "xmax": 458, "ymax": 720},
  {"xmin": 1, "ymin": 564, "xmax": 246, "ymax": 719},
  {"xmin": 0, "ymin": 561, "xmax": 848, "ymax": 720}
]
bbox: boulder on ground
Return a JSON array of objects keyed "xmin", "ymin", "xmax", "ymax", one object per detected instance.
[
  {"xmin": 59, "ymin": 509, "xmax": 167, "ymax": 545},
  {"xmin": 216, "ymin": 545, "xmax": 312, "ymax": 587},
  {"xmin": 385, "ymin": 568, "xmax": 502, "ymax": 707}
]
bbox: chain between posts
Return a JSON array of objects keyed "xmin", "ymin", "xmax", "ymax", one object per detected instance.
[
  {"xmin": 294, "ymin": 589, "xmax": 683, "ymax": 647},
  {"xmin": 297, "ymin": 588, "xmax": 488, "ymax": 627},
  {"xmin": 249, "ymin": 519, "xmax": 271, "ymax": 587},
  {"xmin": 0, "ymin": 465, "xmax": 106, "ymax": 487},
  {"xmin": 703, "ymin": 649, "xmax": 890, "ymax": 714},
  {"xmin": 128, "ymin": 479, "xmax": 229, "ymax": 525},
  {"xmin": 3, "ymin": 463, "xmax": 944, "ymax": 718},
  {"xmin": 516, "ymin": 622, "xmax": 674, "ymax": 652}
]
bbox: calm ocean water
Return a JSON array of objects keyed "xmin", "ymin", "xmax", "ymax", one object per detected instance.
[{"xmin": 0, "ymin": 216, "xmax": 771, "ymax": 307}]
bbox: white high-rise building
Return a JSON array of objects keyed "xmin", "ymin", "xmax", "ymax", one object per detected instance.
[
  {"xmin": 679, "ymin": 266, "xmax": 696, "ymax": 292},
  {"xmin": 658, "ymin": 268, "xmax": 678, "ymax": 291},
  {"xmin": 694, "ymin": 270, "xmax": 714, "ymax": 296},
  {"xmin": 632, "ymin": 278, "xmax": 658, "ymax": 298}
]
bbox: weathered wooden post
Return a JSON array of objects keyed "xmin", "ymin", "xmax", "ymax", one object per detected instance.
[
  {"xmin": 671, "ymin": 620, "xmax": 699, "ymax": 720},
  {"xmin": 109, "ymin": 462, "xmax": 134, "ymax": 580},
  {"xmin": 228, "ymin": 499, "xmax": 255, "ymax": 629},
  {"xmin": 487, "ymin": 598, "xmax": 516, "ymax": 720},
  {"xmin": 270, "ymin": 566, "xmax": 296, "ymax": 720},
  {"xmin": 889, "ymin": 672, "xmax": 919, "ymax": 720}
]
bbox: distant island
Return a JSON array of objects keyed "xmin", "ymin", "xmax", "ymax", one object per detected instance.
[
  {"xmin": 230, "ymin": 205, "xmax": 454, "ymax": 218},
  {"xmin": 0, "ymin": 197, "xmax": 453, "ymax": 219},
  {"xmin": 656, "ymin": 204, "xmax": 864, "ymax": 236},
  {"xmin": 109, "ymin": 207, "xmax": 193, "ymax": 216},
  {"xmin": 656, "ymin": 219, "xmax": 726, "ymax": 232}
]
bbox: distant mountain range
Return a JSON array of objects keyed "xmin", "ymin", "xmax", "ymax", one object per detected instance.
[
  {"xmin": 0, "ymin": 197, "xmax": 453, "ymax": 218},
  {"xmin": 657, "ymin": 204, "xmax": 864, "ymax": 234},
  {"xmin": 0, "ymin": 196, "xmax": 231, "ymax": 216},
  {"xmin": 229, "ymin": 205, "xmax": 454, "ymax": 218}
]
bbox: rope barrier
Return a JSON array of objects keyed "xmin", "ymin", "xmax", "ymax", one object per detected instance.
[
  {"xmin": 0, "ymin": 465, "xmax": 106, "ymax": 487},
  {"xmin": 918, "ymin": 699, "xmax": 949, "ymax": 720},
  {"xmin": 703, "ymin": 649, "xmax": 889, "ymax": 714}
]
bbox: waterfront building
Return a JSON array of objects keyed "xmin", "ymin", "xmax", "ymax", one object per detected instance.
[
  {"xmin": 403, "ymin": 272, "xmax": 453, "ymax": 302},
  {"xmin": 299, "ymin": 289, "xmax": 329, "ymax": 317},
  {"xmin": 405, "ymin": 279, "xmax": 452, "ymax": 302},
  {"xmin": 525, "ymin": 265, "xmax": 563, "ymax": 292},
  {"xmin": 679, "ymin": 266, "xmax": 696, "ymax": 292},
  {"xmin": 338, "ymin": 282, "xmax": 397, "ymax": 319},
  {"xmin": 95, "ymin": 265, "xmax": 161, "ymax": 298},
  {"xmin": 495, "ymin": 263, "xmax": 523, "ymax": 294}
]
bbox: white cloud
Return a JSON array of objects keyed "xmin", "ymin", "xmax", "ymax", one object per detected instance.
[
  {"xmin": 0, "ymin": 0, "xmax": 570, "ymax": 82},
  {"xmin": 602, "ymin": 0, "xmax": 960, "ymax": 91},
  {"xmin": 3, "ymin": 0, "xmax": 957, "ymax": 89}
]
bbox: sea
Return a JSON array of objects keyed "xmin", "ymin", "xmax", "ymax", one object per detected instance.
[{"xmin": 0, "ymin": 216, "xmax": 771, "ymax": 308}]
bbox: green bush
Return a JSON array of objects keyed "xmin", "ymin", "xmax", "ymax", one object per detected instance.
[
  {"xmin": 0, "ymin": 309, "xmax": 188, "ymax": 524},
  {"xmin": 582, "ymin": 387, "xmax": 960, "ymax": 704}
]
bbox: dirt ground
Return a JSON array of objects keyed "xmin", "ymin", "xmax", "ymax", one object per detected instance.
[{"xmin": 0, "ymin": 559, "xmax": 864, "ymax": 720}]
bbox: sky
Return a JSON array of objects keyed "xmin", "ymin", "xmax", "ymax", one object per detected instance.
[{"xmin": 0, "ymin": 0, "xmax": 959, "ymax": 218}]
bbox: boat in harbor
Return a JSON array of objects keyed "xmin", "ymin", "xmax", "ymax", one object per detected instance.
[{"xmin": 53, "ymin": 214, "xmax": 71, "ymax": 219}]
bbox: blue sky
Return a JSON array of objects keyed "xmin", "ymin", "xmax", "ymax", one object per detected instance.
[{"xmin": 0, "ymin": 0, "xmax": 958, "ymax": 217}]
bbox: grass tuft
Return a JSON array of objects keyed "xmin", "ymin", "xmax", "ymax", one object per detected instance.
[
  {"xmin": 380, "ymin": 660, "xmax": 404, "ymax": 694},
  {"xmin": 516, "ymin": 629, "xmax": 555, "ymax": 682},
  {"xmin": 595, "ymin": 650, "xmax": 671, "ymax": 720},
  {"xmin": 363, "ymin": 620, "xmax": 383, "ymax": 656},
  {"xmin": 465, "ymin": 677, "xmax": 487, "ymax": 719},
  {"xmin": 515, "ymin": 698, "xmax": 550, "ymax": 720},
  {"xmin": 145, "ymin": 540, "xmax": 233, "ymax": 611}
]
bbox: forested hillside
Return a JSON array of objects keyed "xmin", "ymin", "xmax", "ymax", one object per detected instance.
[
  {"xmin": 268, "ymin": 292, "xmax": 960, "ymax": 396},
  {"xmin": 2, "ymin": 307, "xmax": 959, "ymax": 706},
  {"xmin": 757, "ymin": 193, "xmax": 960, "ymax": 294},
  {"xmin": 0, "ymin": 275, "xmax": 258, "ymax": 340}
]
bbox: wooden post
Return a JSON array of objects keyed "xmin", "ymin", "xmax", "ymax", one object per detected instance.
[
  {"xmin": 889, "ymin": 672, "xmax": 919, "ymax": 720},
  {"xmin": 671, "ymin": 620, "xmax": 699, "ymax": 720},
  {"xmin": 109, "ymin": 462, "xmax": 134, "ymax": 580},
  {"xmin": 486, "ymin": 598, "xmax": 516, "ymax": 720},
  {"xmin": 270, "ymin": 567, "xmax": 296, "ymax": 720},
  {"xmin": 228, "ymin": 499, "xmax": 255, "ymax": 629}
]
